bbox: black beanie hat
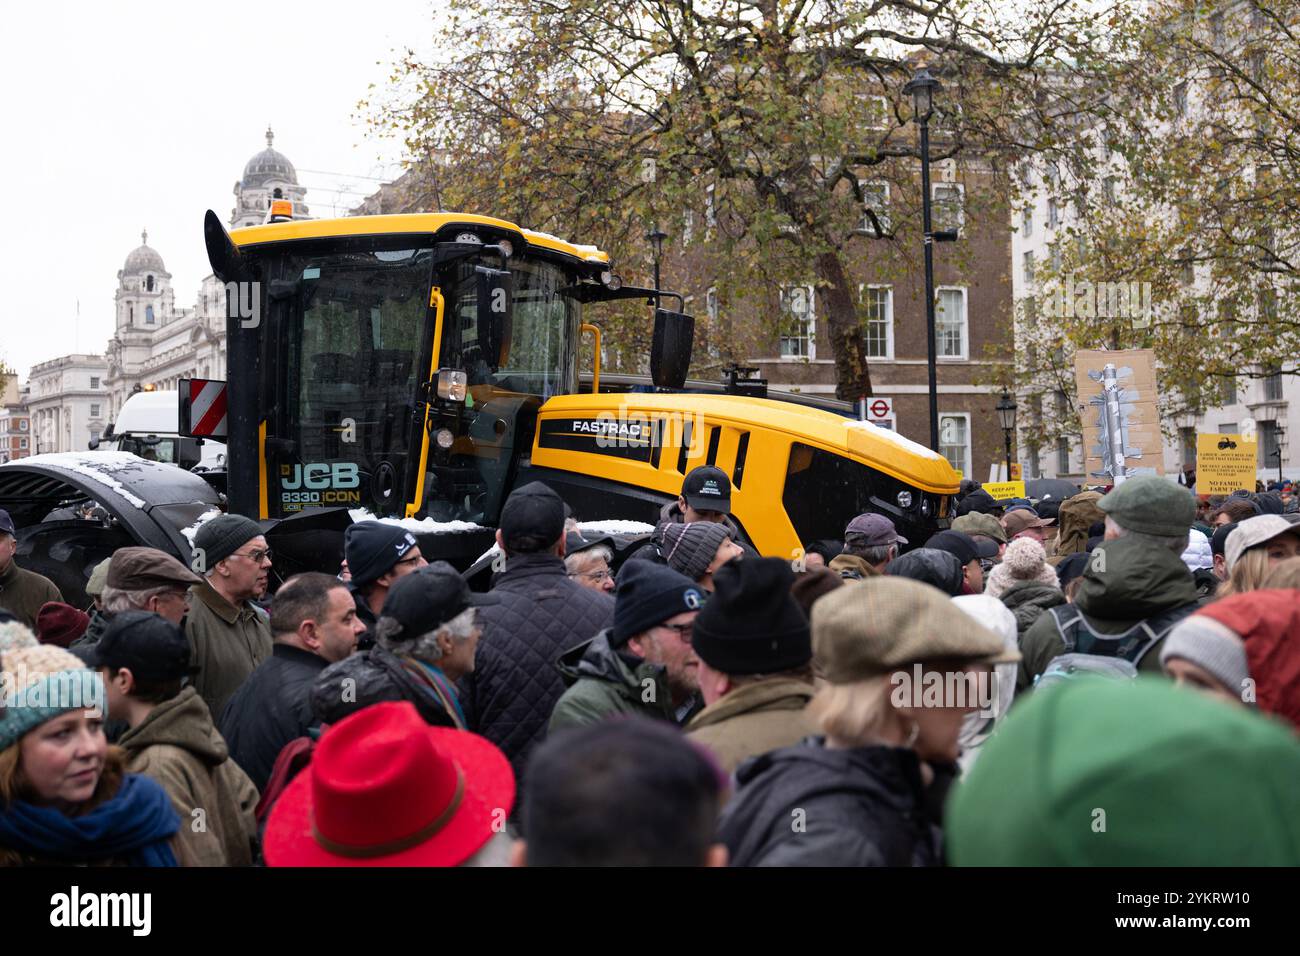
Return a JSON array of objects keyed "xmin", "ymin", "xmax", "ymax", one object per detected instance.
[
  {"xmin": 885, "ymin": 548, "xmax": 964, "ymax": 596},
  {"xmin": 612, "ymin": 560, "xmax": 705, "ymax": 646},
  {"xmin": 660, "ymin": 521, "xmax": 731, "ymax": 582},
  {"xmin": 193, "ymin": 514, "xmax": 265, "ymax": 569},
  {"xmin": 345, "ymin": 521, "xmax": 419, "ymax": 588},
  {"xmin": 692, "ymin": 559, "xmax": 811, "ymax": 675}
]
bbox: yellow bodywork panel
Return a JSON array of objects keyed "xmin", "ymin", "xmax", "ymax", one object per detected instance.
[
  {"xmin": 532, "ymin": 393, "xmax": 959, "ymax": 557},
  {"xmin": 228, "ymin": 213, "xmax": 609, "ymax": 265}
]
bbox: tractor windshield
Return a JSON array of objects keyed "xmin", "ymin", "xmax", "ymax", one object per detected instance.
[{"xmin": 268, "ymin": 237, "xmax": 580, "ymax": 522}]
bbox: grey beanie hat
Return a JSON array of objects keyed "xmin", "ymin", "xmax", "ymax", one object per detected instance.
[
  {"xmin": 1160, "ymin": 615, "xmax": 1251, "ymax": 702},
  {"xmin": 193, "ymin": 514, "xmax": 265, "ymax": 569},
  {"xmin": 660, "ymin": 521, "xmax": 731, "ymax": 582}
]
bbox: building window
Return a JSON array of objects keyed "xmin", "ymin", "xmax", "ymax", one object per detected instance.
[
  {"xmin": 865, "ymin": 95, "xmax": 889, "ymax": 129},
  {"xmin": 1209, "ymin": 11, "xmax": 1225, "ymax": 49},
  {"xmin": 19, "ymin": 438, "xmax": 27, "ymax": 450},
  {"xmin": 706, "ymin": 286, "xmax": 719, "ymax": 324},
  {"xmin": 1021, "ymin": 205, "xmax": 1033, "ymax": 237},
  {"xmin": 682, "ymin": 210, "xmax": 694, "ymax": 245},
  {"xmin": 1180, "ymin": 427, "xmax": 1197, "ymax": 468},
  {"xmin": 90, "ymin": 376, "xmax": 99, "ymax": 389},
  {"xmin": 146, "ymin": 275, "xmax": 155, "ymax": 292},
  {"xmin": 90, "ymin": 431, "xmax": 100, "ymax": 444},
  {"xmin": 859, "ymin": 180, "xmax": 890, "ymax": 235},
  {"xmin": 1046, "ymin": 197, "xmax": 1059, "ymax": 229},
  {"xmin": 19, "ymin": 420, "xmax": 27, "ymax": 431},
  {"xmin": 935, "ymin": 287, "xmax": 968, "ymax": 359},
  {"xmin": 1223, "ymin": 376, "xmax": 1237, "ymax": 405},
  {"xmin": 939, "ymin": 414, "xmax": 971, "ymax": 476},
  {"xmin": 859, "ymin": 285, "xmax": 893, "ymax": 359},
  {"xmin": 1056, "ymin": 436, "xmax": 1071, "ymax": 474},
  {"xmin": 932, "ymin": 183, "xmax": 964, "ymax": 233},
  {"xmin": 145, "ymin": 305, "xmax": 155, "ymax": 324},
  {"xmin": 1023, "ymin": 251, "xmax": 1036, "ymax": 285},
  {"xmin": 779, "ymin": 285, "xmax": 814, "ymax": 359},
  {"xmin": 705, "ymin": 184, "xmax": 716, "ymax": 229},
  {"xmin": 1264, "ymin": 368, "xmax": 1284, "ymax": 401},
  {"xmin": 1259, "ymin": 420, "xmax": 1281, "ymax": 467},
  {"xmin": 1173, "ymin": 81, "xmax": 1188, "ymax": 118},
  {"xmin": 1103, "ymin": 176, "xmax": 1118, "ymax": 204},
  {"xmin": 90, "ymin": 404, "xmax": 100, "ymax": 418}
]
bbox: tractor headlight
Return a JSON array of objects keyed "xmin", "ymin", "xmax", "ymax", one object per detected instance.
[
  {"xmin": 435, "ymin": 428, "xmax": 455, "ymax": 450},
  {"xmin": 896, "ymin": 490, "xmax": 913, "ymax": 510},
  {"xmin": 436, "ymin": 369, "xmax": 468, "ymax": 402}
]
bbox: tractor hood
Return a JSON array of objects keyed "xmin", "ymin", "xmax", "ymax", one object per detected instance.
[{"xmin": 0, "ymin": 451, "xmax": 223, "ymax": 561}]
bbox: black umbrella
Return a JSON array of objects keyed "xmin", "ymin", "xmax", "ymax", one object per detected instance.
[{"xmin": 1026, "ymin": 478, "xmax": 1081, "ymax": 503}]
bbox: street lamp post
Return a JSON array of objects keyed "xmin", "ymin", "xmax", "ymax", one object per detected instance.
[
  {"xmin": 996, "ymin": 390, "xmax": 1018, "ymax": 479},
  {"xmin": 646, "ymin": 224, "xmax": 668, "ymax": 309},
  {"xmin": 904, "ymin": 67, "xmax": 943, "ymax": 452}
]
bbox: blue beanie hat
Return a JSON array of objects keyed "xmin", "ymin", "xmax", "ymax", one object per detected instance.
[{"xmin": 612, "ymin": 560, "xmax": 705, "ymax": 646}]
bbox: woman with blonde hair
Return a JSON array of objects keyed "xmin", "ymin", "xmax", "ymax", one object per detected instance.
[
  {"xmin": 0, "ymin": 629, "xmax": 178, "ymax": 866},
  {"xmin": 1217, "ymin": 516, "xmax": 1300, "ymax": 597},
  {"xmin": 718, "ymin": 578, "xmax": 1016, "ymax": 866}
]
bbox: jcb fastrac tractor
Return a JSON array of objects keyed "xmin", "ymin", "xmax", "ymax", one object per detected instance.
[{"xmin": 0, "ymin": 204, "xmax": 959, "ymax": 600}]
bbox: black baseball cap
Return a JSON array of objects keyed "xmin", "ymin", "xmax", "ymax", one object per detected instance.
[
  {"xmin": 76, "ymin": 610, "xmax": 192, "ymax": 682},
  {"xmin": 564, "ymin": 531, "xmax": 613, "ymax": 557},
  {"xmin": 926, "ymin": 530, "xmax": 998, "ymax": 566},
  {"xmin": 1210, "ymin": 521, "xmax": 1239, "ymax": 558},
  {"xmin": 378, "ymin": 561, "xmax": 499, "ymax": 641},
  {"xmin": 681, "ymin": 466, "xmax": 731, "ymax": 513},
  {"xmin": 498, "ymin": 482, "xmax": 567, "ymax": 550}
]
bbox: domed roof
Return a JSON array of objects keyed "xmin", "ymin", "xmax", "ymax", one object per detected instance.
[
  {"xmin": 242, "ymin": 126, "xmax": 298, "ymax": 187},
  {"xmin": 123, "ymin": 229, "xmax": 166, "ymax": 275}
]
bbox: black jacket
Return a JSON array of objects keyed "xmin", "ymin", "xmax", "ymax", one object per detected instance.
[
  {"xmin": 457, "ymin": 553, "xmax": 613, "ymax": 786},
  {"xmin": 218, "ymin": 644, "xmax": 330, "ymax": 793},
  {"xmin": 718, "ymin": 737, "xmax": 945, "ymax": 867}
]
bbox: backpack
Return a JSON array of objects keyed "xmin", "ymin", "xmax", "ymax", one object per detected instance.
[
  {"xmin": 1036, "ymin": 602, "xmax": 1197, "ymax": 688},
  {"xmin": 1049, "ymin": 602, "xmax": 1196, "ymax": 661}
]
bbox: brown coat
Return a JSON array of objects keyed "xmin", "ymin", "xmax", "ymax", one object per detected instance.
[
  {"xmin": 0, "ymin": 560, "xmax": 62, "ymax": 631},
  {"xmin": 686, "ymin": 678, "xmax": 817, "ymax": 775},
  {"xmin": 118, "ymin": 686, "xmax": 259, "ymax": 866},
  {"xmin": 185, "ymin": 580, "xmax": 272, "ymax": 720}
]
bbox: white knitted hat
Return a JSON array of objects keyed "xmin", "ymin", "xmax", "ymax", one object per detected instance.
[{"xmin": 985, "ymin": 538, "xmax": 1060, "ymax": 600}]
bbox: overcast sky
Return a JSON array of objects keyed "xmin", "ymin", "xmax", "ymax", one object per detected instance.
[{"xmin": 0, "ymin": 0, "xmax": 437, "ymax": 380}]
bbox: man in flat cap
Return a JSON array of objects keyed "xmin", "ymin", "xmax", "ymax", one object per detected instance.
[
  {"xmin": 1018, "ymin": 476, "xmax": 1200, "ymax": 690},
  {"xmin": 187, "ymin": 514, "xmax": 275, "ymax": 718}
]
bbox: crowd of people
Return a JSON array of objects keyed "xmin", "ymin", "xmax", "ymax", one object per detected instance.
[{"xmin": 0, "ymin": 464, "xmax": 1298, "ymax": 867}]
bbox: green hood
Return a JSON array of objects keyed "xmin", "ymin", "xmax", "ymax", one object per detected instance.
[
  {"xmin": 947, "ymin": 677, "xmax": 1300, "ymax": 865},
  {"xmin": 1053, "ymin": 491, "xmax": 1104, "ymax": 558},
  {"xmin": 1074, "ymin": 536, "xmax": 1197, "ymax": 626},
  {"xmin": 117, "ymin": 686, "xmax": 228, "ymax": 767}
]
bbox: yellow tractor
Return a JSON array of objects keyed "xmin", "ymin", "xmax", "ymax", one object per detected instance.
[{"xmin": 188, "ymin": 206, "xmax": 958, "ymax": 575}]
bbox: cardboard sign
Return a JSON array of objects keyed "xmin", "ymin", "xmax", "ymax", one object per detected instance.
[
  {"xmin": 1196, "ymin": 434, "xmax": 1257, "ymax": 495},
  {"xmin": 984, "ymin": 480, "xmax": 1026, "ymax": 501},
  {"xmin": 1073, "ymin": 349, "xmax": 1164, "ymax": 478}
]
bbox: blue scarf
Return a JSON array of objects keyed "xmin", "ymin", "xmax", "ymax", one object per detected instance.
[{"xmin": 0, "ymin": 773, "xmax": 180, "ymax": 867}]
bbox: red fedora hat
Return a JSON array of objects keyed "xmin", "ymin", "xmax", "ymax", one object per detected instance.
[{"xmin": 264, "ymin": 700, "xmax": 514, "ymax": 867}]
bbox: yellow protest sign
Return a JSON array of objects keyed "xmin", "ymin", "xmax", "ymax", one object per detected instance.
[
  {"xmin": 1010, "ymin": 463, "xmax": 1023, "ymax": 480},
  {"xmin": 1196, "ymin": 435, "xmax": 1257, "ymax": 495},
  {"xmin": 984, "ymin": 480, "xmax": 1026, "ymax": 501}
]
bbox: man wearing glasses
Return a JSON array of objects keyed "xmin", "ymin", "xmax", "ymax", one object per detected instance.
[
  {"xmin": 563, "ymin": 533, "xmax": 616, "ymax": 594},
  {"xmin": 186, "ymin": 514, "xmax": 275, "ymax": 718},
  {"xmin": 344, "ymin": 522, "xmax": 428, "ymax": 636},
  {"xmin": 550, "ymin": 561, "xmax": 705, "ymax": 733}
]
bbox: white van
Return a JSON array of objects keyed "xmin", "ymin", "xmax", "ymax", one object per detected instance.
[{"xmin": 91, "ymin": 390, "xmax": 226, "ymax": 470}]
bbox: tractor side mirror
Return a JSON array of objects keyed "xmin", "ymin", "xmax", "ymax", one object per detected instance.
[
  {"xmin": 476, "ymin": 266, "xmax": 513, "ymax": 371},
  {"xmin": 650, "ymin": 308, "xmax": 695, "ymax": 389}
]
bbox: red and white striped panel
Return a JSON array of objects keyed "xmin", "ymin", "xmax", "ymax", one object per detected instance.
[{"xmin": 188, "ymin": 379, "xmax": 229, "ymax": 438}]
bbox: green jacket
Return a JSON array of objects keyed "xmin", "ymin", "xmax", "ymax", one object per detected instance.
[
  {"xmin": 1018, "ymin": 536, "xmax": 1198, "ymax": 690},
  {"xmin": 118, "ymin": 686, "xmax": 260, "ymax": 867},
  {"xmin": 686, "ymin": 677, "xmax": 816, "ymax": 775},
  {"xmin": 185, "ymin": 581, "xmax": 272, "ymax": 720},
  {"xmin": 0, "ymin": 560, "xmax": 62, "ymax": 631},
  {"xmin": 549, "ymin": 630, "xmax": 675, "ymax": 733},
  {"xmin": 997, "ymin": 580, "xmax": 1066, "ymax": 640}
]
